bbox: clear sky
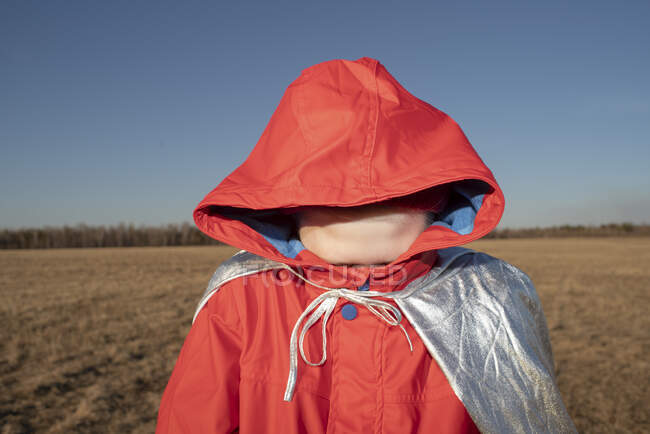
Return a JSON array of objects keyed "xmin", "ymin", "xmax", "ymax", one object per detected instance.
[{"xmin": 1, "ymin": 0, "xmax": 648, "ymax": 229}]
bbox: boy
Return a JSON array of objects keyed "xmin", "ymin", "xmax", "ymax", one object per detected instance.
[{"xmin": 156, "ymin": 57, "xmax": 576, "ymax": 433}]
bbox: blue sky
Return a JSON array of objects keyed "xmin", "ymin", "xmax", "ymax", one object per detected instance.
[{"xmin": 1, "ymin": 0, "xmax": 648, "ymax": 229}]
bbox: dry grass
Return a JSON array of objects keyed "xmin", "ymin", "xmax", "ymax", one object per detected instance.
[{"xmin": 0, "ymin": 238, "xmax": 648, "ymax": 433}]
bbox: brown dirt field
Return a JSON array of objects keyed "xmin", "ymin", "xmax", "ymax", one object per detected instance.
[{"xmin": 0, "ymin": 238, "xmax": 648, "ymax": 433}]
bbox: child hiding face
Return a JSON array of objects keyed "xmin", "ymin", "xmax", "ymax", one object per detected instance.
[{"xmin": 156, "ymin": 57, "xmax": 576, "ymax": 434}]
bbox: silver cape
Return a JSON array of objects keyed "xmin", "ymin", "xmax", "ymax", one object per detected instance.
[{"xmin": 193, "ymin": 247, "xmax": 577, "ymax": 434}]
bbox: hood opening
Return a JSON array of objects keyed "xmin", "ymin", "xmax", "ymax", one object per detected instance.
[{"xmin": 203, "ymin": 179, "xmax": 492, "ymax": 262}]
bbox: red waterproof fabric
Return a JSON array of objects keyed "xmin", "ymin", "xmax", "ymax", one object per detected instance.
[{"xmin": 156, "ymin": 57, "xmax": 505, "ymax": 433}]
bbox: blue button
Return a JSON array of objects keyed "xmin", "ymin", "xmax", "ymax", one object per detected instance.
[{"xmin": 341, "ymin": 304, "xmax": 358, "ymax": 320}]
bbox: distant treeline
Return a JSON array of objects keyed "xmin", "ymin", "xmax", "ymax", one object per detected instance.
[
  {"xmin": 0, "ymin": 223, "xmax": 223, "ymax": 249},
  {"xmin": 484, "ymin": 223, "xmax": 650, "ymax": 239},
  {"xmin": 0, "ymin": 222, "xmax": 648, "ymax": 249}
]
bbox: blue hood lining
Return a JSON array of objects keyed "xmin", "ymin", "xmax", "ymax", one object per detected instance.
[
  {"xmin": 431, "ymin": 179, "xmax": 487, "ymax": 236},
  {"xmin": 215, "ymin": 179, "xmax": 490, "ymax": 259}
]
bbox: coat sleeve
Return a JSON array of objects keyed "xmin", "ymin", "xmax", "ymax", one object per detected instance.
[{"xmin": 155, "ymin": 279, "xmax": 242, "ymax": 433}]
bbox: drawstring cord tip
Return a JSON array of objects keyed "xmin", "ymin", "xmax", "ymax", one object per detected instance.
[{"xmin": 399, "ymin": 323, "xmax": 414, "ymax": 352}]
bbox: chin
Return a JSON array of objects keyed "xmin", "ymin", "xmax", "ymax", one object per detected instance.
[
  {"xmin": 331, "ymin": 259, "xmax": 392, "ymax": 267},
  {"xmin": 306, "ymin": 243, "xmax": 402, "ymax": 267}
]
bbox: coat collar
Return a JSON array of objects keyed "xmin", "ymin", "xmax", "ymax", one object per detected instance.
[{"xmin": 295, "ymin": 249, "xmax": 438, "ymax": 293}]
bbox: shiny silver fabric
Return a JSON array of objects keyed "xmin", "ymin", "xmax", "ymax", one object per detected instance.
[
  {"xmin": 395, "ymin": 247, "xmax": 577, "ymax": 433},
  {"xmin": 193, "ymin": 247, "xmax": 577, "ymax": 433},
  {"xmin": 192, "ymin": 250, "xmax": 281, "ymax": 324}
]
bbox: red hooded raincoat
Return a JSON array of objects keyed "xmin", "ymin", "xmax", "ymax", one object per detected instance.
[{"xmin": 156, "ymin": 57, "xmax": 506, "ymax": 433}]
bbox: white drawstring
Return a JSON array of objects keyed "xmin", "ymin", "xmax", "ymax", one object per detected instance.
[{"xmin": 279, "ymin": 263, "xmax": 414, "ymax": 402}]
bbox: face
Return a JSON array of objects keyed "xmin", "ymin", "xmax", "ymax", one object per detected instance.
[{"xmin": 296, "ymin": 204, "xmax": 429, "ymax": 266}]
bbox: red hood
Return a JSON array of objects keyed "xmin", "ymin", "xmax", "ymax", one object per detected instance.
[{"xmin": 194, "ymin": 56, "xmax": 505, "ymax": 269}]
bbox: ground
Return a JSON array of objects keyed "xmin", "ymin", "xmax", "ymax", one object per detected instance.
[{"xmin": 0, "ymin": 238, "xmax": 648, "ymax": 433}]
